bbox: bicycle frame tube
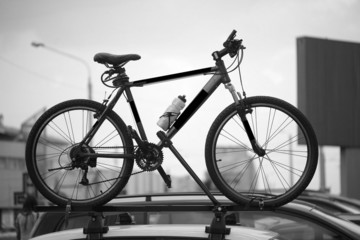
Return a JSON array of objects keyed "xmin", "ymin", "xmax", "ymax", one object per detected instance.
[
  {"xmin": 167, "ymin": 73, "xmax": 224, "ymax": 139},
  {"xmin": 132, "ymin": 67, "xmax": 215, "ymax": 86},
  {"xmin": 124, "ymin": 87, "xmax": 148, "ymax": 141},
  {"xmin": 81, "ymin": 87, "xmax": 126, "ymax": 146},
  {"xmin": 79, "ymin": 67, "xmax": 218, "ymax": 158},
  {"xmin": 128, "ymin": 67, "xmax": 227, "ymax": 141}
]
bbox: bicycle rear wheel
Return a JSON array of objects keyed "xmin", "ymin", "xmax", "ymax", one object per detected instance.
[
  {"xmin": 26, "ymin": 99, "xmax": 134, "ymax": 207},
  {"xmin": 205, "ymin": 96, "xmax": 318, "ymax": 208}
]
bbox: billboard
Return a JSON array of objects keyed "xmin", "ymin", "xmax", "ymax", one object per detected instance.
[{"xmin": 297, "ymin": 37, "xmax": 360, "ymax": 147}]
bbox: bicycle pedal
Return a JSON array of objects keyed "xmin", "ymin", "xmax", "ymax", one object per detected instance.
[{"xmin": 165, "ymin": 174, "xmax": 172, "ymax": 188}]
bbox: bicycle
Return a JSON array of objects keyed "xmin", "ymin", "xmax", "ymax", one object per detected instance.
[{"xmin": 25, "ymin": 30, "xmax": 318, "ymax": 208}]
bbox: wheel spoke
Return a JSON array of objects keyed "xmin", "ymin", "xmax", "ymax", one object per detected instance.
[
  {"xmin": 229, "ymin": 157, "xmax": 255, "ymax": 188},
  {"xmin": 220, "ymin": 129, "xmax": 252, "ymax": 152},
  {"xmin": 263, "ymin": 116, "xmax": 293, "ymax": 148},
  {"xmin": 71, "ymin": 170, "xmax": 82, "ymax": 200},
  {"xmin": 54, "ymin": 170, "xmax": 69, "ymax": 194},
  {"xmin": 36, "ymin": 152, "xmax": 64, "ymax": 162},
  {"xmin": 94, "ymin": 129, "xmax": 120, "ymax": 148},
  {"xmin": 263, "ymin": 154, "xmax": 303, "ymax": 177},
  {"xmin": 219, "ymin": 157, "xmax": 254, "ymax": 174},
  {"xmin": 97, "ymin": 162, "xmax": 123, "ymax": 172}
]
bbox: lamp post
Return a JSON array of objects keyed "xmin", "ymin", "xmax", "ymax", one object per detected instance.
[{"xmin": 31, "ymin": 42, "xmax": 93, "ymax": 100}]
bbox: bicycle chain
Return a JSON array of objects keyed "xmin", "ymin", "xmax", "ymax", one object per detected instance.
[
  {"xmin": 84, "ymin": 145, "xmax": 145, "ymax": 186},
  {"xmin": 59, "ymin": 145, "xmax": 157, "ymax": 186},
  {"xmin": 87, "ymin": 169, "xmax": 145, "ymax": 186},
  {"xmin": 91, "ymin": 146, "xmax": 133, "ymax": 149}
]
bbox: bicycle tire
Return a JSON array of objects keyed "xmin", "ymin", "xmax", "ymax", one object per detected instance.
[
  {"xmin": 25, "ymin": 99, "xmax": 134, "ymax": 207},
  {"xmin": 205, "ymin": 96, "xmax": 318, "ymax": 208}
]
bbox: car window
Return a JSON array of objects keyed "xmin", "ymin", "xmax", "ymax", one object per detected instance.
[{"xmin": 58, "ymin": 215, "xmax": 91, "ymax": 231}]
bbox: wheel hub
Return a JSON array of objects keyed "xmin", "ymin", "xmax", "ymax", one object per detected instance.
[{"xmin": 69, "ymin": 143, "xmax": 97, "ymax": 169}]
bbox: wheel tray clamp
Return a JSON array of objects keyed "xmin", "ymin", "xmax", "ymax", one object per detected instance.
[{"xmin": 205, "ymin": 206, "xmax": 231, "ymax": 240}]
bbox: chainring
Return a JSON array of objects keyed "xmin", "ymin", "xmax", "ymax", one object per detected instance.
[{"xmin": 135, "ymin": 142, "xmax": 163, "ymax": 171}]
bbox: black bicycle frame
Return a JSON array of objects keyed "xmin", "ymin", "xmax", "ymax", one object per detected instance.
[
  {"xmin": 80, "ymin": 60, "xmax": 243, "ymax": 157},
  {"xmin": 130, "ymin": 66, "xmax": 224, "ymax": 141}
]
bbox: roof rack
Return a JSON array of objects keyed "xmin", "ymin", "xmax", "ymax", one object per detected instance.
[
  {"xmin": 35, "ymin": 204, "xmax": 234, "ymax": 240},
  {"xmin": 34, "ymin": 195, "xmax": 276, "ymax": 240},
  {"xmin": 34, "ymin": 191, "xmax": 275, "ymax": 213},
  {"xmin": 35, "ymin": 202, "xmax": 274, "ymax": 213}
]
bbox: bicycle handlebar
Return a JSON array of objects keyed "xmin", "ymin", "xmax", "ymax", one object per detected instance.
[{"xmin": 213, "ymin": 30, "xmax": 244, "ymax": 60}]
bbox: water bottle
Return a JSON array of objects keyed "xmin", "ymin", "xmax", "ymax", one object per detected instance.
[{"xmin": 157, "ymin": 95, "xmax": 186, "ymax": 131}]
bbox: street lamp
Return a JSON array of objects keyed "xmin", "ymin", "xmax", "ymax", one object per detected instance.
[{"xmin": 31, "ymin": 42, "xmax": 93, "ymax": 100}]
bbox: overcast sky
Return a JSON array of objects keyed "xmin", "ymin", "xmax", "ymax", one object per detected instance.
[{"xmin": 1, "ymin": 0, "xmax": 359, "ymax": 183}]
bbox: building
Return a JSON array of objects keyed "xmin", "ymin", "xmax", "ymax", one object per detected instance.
[
  {"xmin": 297, "ymin": 37, "xmax": 360, "ymax": 199},
  {"xmin": 0, "ymin": 115, "xmax": 31, "ymax": 231}
]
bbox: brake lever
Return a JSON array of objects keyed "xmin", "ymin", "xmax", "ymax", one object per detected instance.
[{"xmin": 228, "ymin": 39, "xmax": 245, "ymax": 58}]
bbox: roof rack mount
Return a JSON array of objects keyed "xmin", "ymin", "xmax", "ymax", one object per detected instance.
[{"xmin": 206, "ymin": 206, "xmax": 231, "ymax": 240}]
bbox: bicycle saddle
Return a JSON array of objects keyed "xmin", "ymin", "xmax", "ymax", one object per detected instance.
[{"xmin": 94, "ymin": 53, "xmax": 141, "ymax": 66}]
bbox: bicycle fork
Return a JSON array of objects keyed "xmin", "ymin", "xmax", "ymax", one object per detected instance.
[{"xmin": 225, "ymin": 83, "xmax": 265, "ymax": 157}]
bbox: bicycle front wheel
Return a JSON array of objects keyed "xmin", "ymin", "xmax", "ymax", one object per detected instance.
[
  {"xmin": 205, "ymin": 96, "xmax": 318, "ymax": 208},
  {"xmin": 26, "ymin": 99, "xmax": 134, "ymax": 207}
]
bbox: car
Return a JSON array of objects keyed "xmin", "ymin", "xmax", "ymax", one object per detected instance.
[
  {"xmin": 30, "ymin": 192, "xmax": 360, "ymax": 240},
  {"xmin": 297, "ymin": 190, "xmax": 360, "ymax": 224},
  {"xmin": 298, "ymin": 195, "xmax": 360, "ymax": 214},
  {"xmin": 30, "ymin": 223, "xmax": 279, "ymax": 240},
  {"xmin": 300, "ymin": 190, "xmax": 360, "ymax": 213}
]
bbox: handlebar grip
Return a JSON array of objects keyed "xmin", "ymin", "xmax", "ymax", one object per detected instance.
[{"xmin": 226, "ymin": 30, "xmax": 237, "ymax": 42}]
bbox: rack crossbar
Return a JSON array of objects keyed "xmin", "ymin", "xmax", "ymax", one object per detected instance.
[{"xmin": 34, "ymin": 203, "xmax": 274, "ymax": 213}]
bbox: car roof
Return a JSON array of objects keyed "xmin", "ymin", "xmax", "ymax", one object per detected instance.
[
  {"xmin": 30, "ymin": 224, "xmax": 278, "ymax": 240},
  {"xmin": 299, "ymin": 191, "xmax": 360, "ymax": 213},
  {"xmin": 32, "ymin": 192, "xmax": 360, "ymax": 239}
]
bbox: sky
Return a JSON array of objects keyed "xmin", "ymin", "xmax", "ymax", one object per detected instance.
[{"xmin": 1, "ymin": 0, "xmax": 360, "ymax": 190}]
